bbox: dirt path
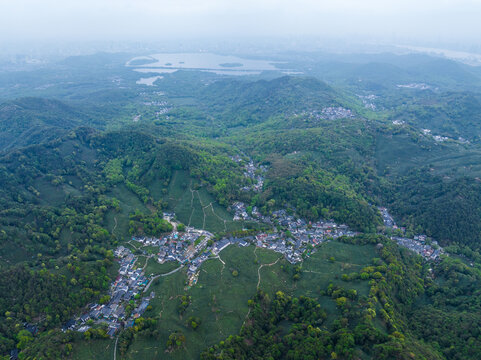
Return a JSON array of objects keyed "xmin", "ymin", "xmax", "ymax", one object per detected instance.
[
  {"xmin": 195, "ymin": 190, "xmax": 209, "ymax": 229},
  {"xmin": 187, "ymin": 181, "xmax": 198, "ymax": 227},
  {"xmin": 209, "ymin": 204, "xmax": 228, "ymax": 232},
  {"xmin": 143, "ymin": 255, "xmax": 152, "ymax": 271},
  {"xmin": 213, "ymin": 254, "xmax": 226, "ymax": 279},
  {"xmin": 113, "ymin": 216, "xmax": 118, "ymax": 235},
  {"xmin": 257, "ymin": 256, "xmax": 282, "ymax": 289},
  {"xmin": 113, "ymin": 336, "xmax": 118, "ymax": 360},
  {"xmin": 127, "ymin": 240, "xmax": 139, "ymax": 250},
  {"xmin": 214, "ymin": 254, "xmax": 226, "ymax": 269},
  {"xmin": 242, "ymin": 255, "xmax": 282, "ymax": 329}
]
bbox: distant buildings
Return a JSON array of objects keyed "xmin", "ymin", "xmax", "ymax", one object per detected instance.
[
  {"xmin": 293, "ymin": 107, "xmax": 354, "ymax": 121},
  {"xmin": 379, "ymin": 207, "xmax": 445, "ymax": 261}
]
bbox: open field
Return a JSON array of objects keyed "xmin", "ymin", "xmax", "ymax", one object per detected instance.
[
  {"xmin": 72, "ymin": 338, "xmax": 116, "ymax": 360},
  {"xmin": 134, "ymin": 255, "xmax": 148, "ymax": 268},
  {"xmin": 105, "ymin": 183, "xmax": 150, "ymax": 240},
  {"xmin": 144, "ymin": 257, "xmax": 181, "ymax": 276},
  {"xmin": 375, "ymin": 133, "xmax": 481, "ymax": 178},
  {"xmin": 164, "ymin": 170, "xmax": 246, "ymax": 233}
]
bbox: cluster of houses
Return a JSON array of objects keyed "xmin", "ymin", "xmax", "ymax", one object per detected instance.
[
  {"xmin": 393, "ymin": 236, "xmax": 444, "ymax": 260},
  {"xmin": 231, "ymin": 202, "xmax": 273, "ymax": 223},
  {"xmin": 422, "ymin": 128, "xmax": 449, "ymax": 142},
  {"xmin": 231, "ymin": 201, "xmax": 357, "ymax": 263},
  {"xmin": 231, "ymin": 199, "xmax": 445, "ymax": 264},
  {"xmin": 357, "ymin": 94, "xmax": 378, "ymax": 110},
  {"xmin": 133, "ymin": 225, "xmax": 214, "ymax": 286},
  {"xmin": 229, "ymin": 155, "xmax": 266, "ymax": 193},
  {"xmin": 63, "ymin": 246, "xmax": 154, "ymax": 337},
  {"xmin": 134, "ymin": 228, "xmax": 213, "ymax": 265},
  {"xmin": 422, "ymin": 128, "xmax": 468, "ymax": 144},
  {"xmin": 241, "ymin": 160, "xmax": 266, "ymax": 192},
  {"xmin": 232, "ymin": 202, "xmax": 254, "ymax": 221},
  {"xmin": 293, "ymin": 106, "xmax": 354, "ymax": 121},
  {"xmin": 58, "ymin": 159, "xmax": 448, "ymax": 344},
  {"xmin": 138, "ymin": 91, "xmax": 171, "ymax": 118},
  {"xmin": 379, "ymin": 207, "xmax": 398, "ymax": 229},
  {"xmin": 254, "ymin": 209, "xmax": 356, "ymax": 264},
  {"xmin": 320, "ymin": 106, "xmax": 354, "ymax": 120},
  {"xmin": 379, "ymin": 207, "xmax": 445, "ymax": 261},
  {"xmin": 433, "ymin": 135, "xmax": 450, "ymax": 142},
  {"xmin": 142, "ymin": 100, "xmax": 168, "ymax": 107},
  {"xmin": 397, "ymin": 83, "xmax": 432, "ymax": 90},
  {"xmin": 226, "ymin": 161, "xmax": 447, "ymax": 266}
]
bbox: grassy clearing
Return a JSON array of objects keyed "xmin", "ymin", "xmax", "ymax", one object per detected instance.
[
  {"xmin": 135, "ymin": 255, "xmax": 148, "ymax": 269},
  {"xmin": 123, "ymin": 242, "xmax": 138, "ymax": 253},
  {"xmin": 296, "ymin": 241, "xmax": 374, "ymax": 297},
  {"xmin": 144, "ymin": 257, "xmax": 181, "ymax": 277},
  {"xmin": 375, "ymin": 133, "xmax": 481, "ymax": 178},
  {"xmin": 163, "ymin": 170, "xmax": 245, "ymax": 233},
  {"xmin": 35, "ymin": 178, "xmax": 69, "ymax": 207},
  {"xmin": 141, "ymin": 245, "xmax": 159, "ymax": 254},
  {"xmin": 375, "ymin": 134, "xmax": 434, "ymax": 176},
  {"xmin": 105, "ymin": 183, "xmax": 149, "ymax": 240},
  {"xmin": 0, "ymin": 237, "xmax": 32, "ymax": 265},
  {"xmin": 125, "ymin": 245, "xmax": 259, "ymax": 360},
  {"xmin": 72, "ymin": 338, "xmax": 115, "ymax": 360}
]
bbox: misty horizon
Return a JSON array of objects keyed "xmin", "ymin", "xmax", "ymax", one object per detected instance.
[{"xmin": 1, "ymin": 0, "xmax": 481, "ymax": 56}]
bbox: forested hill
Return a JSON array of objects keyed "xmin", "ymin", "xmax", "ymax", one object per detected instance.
[
  {"xmin": 0, "ymin": 97, "xmax": 87, "ymax": 151},
  {"xmin": 199, "ymin": 76, "xmax": 357, "ymax": 126},
  {"xmin": 0, "ymin": 123, "xmax": 384, "ymax": 267},
  {"xmin": 388, "ymin": 91, "xmax": 481, "ymax": 141},
  {"xmin": 2, "ymin": 51, "xmax": 481, "ymax": 359},
  {"xmin": 347, "ymin": 58, "xmax": 481, "ymax": 89}
]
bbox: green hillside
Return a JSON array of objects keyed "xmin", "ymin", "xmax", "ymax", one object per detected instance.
[{"xmin": 1, "ymin": 51, "xmax": 481, "ymax": 360}]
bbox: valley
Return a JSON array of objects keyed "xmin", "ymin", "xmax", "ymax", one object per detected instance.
[{"xmin": 0, "ymin": 50, "xmax": 481, "ymax": 360}]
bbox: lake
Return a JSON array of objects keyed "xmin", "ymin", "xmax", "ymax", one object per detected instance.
[{"xmin": 127, "ymin": 52, "xmax": 295, "ymax": 77}]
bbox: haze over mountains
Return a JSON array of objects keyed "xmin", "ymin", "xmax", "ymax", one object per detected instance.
[{"xmin": 1, "ymin": 0, "xmax": 481, "ymax": 359}]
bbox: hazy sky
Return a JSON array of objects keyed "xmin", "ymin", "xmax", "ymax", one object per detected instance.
[{"xmin": 1, "ymin": 0, "xmax": 481, "ymax": 47}]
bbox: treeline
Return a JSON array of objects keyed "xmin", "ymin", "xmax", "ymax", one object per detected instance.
[
  {"xmin": 129, "ymin": 210, "xmax": 173, "ymax": 236},
  {"xmin": 409, "ymin": 255, "xmax": 481, "ymax": 359},
  {"xmin": 385, "ymin": 169, "xmax": 481, "ymax": 249},
  {"xmin": 0, "ymin": 250, "xmax": 114, "ymax": 357},
  {"xmin": 243, "ymin": 154, "xmax": 381, "ymax": 232}
]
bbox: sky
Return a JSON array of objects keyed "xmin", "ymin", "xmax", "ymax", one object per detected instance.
[{"xmin": 1, "ymin": 0, "xmax": 481, "ymax": 49}]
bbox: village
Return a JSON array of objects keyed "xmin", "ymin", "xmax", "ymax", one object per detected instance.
[
  {"xmin": 231, "ymin": 202, "xmax": 357, "ymax": 263},
  {"xmin": 132, "ymin": 218, "xmax": 215, "ymax": 287},
  {"xmin": 293, "ymin": 106, "xmax": 354, "ymax": 121},
  {"xmin": 64, "ymin": 158, "xmax": 446, "ymax": 339},
  {"xmin": 231, "ymin": 158, "xmax": 445, "ymax": 263},
  {"xmin": 230, "ymin": 155, "xmax": 267, "ymax": 193},
  {"xmin": 63, "ymin": 246, "xmax": 155, "ymax": 337},
  {"xmin": 379, "ymin": 207, "xmax": 444, "ymax": 260}
]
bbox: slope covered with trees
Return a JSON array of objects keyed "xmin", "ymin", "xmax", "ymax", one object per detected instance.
[{"xmin": 1, "ymin": 51, "xmax": 481, "ymax": 359}]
